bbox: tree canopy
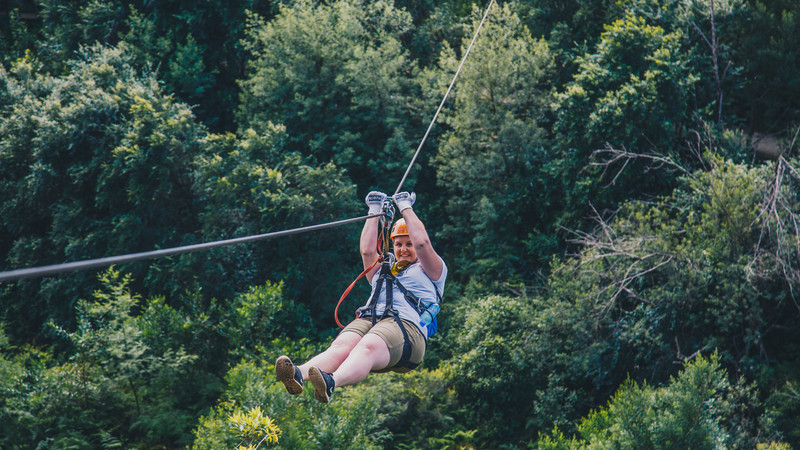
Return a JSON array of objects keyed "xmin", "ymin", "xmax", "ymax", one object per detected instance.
[{"xmin": 1, "ymin": 0, "xmax": 800, "ymax": 447}]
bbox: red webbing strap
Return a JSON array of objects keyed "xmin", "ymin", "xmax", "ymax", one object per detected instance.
[{"xmin": 335, "ymin": 256, "xmax": 381, "ymax": 328}]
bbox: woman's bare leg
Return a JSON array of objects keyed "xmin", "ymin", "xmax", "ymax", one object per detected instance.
[
  {"xmin": 297, "ymin": 331, "xmax": 361, "ymax": 378},
  {"xmin": 330, "ymin": 333, "xmax": 391, "ymax": 387}
]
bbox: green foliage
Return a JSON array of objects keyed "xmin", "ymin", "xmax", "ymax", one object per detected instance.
[
  {"xmin": 379, "ymin": 368, "xmax": 470, "ymax": 449},
  {"xmin": 193, "ymin": 127, "xmax": 360, "ymax": 326},
  {"xmin": 57, "ymin": 268, "xmax": 199, "ymax": 446},
  {"xmin": 0, "ymin": 42, "xmax": 358, "ymax": 341},
  {"xmin": 3, "ymin": 1, "xmax": 800, "ymax": 448},
  {"xmin": 551, "ymin": 12, "xmax": 699, "ymax": 230},
  {"xmin": 433, "ymin": 149, "xmax": 800, "ymax": 447},
  {"xmin": 0, "ymin": 269, "xmax": 198, "ymax": 447},
  {"xmin": 193, "ymin": 358, "xmax": 382, "ymax": 449},
  {"xmin": 194, "ymin": 356, "xmax": 465, "ymax": 449},
  {"xmin": 6, "ymin": 0, "xmax": 277, "ymax": 130},
  {"xmin": 167, "ymin": 33, "xmax": 217, "ymax": 106},
  {"xmin": 238, "ymin": 0, "xmax": 422, "ymax": 190},
  {"xmin": 726, "ymin": 0, "xmax": 800, "ymax": 131},
  {"xmin": 766, "ymin": 377, "xmax": 800, "ymax": 447},
  {"xmin": 34, "ymin": 0, "xmax": 127, "ymax": 72},
  {"xmin": 432, "ymin": 2, "xmax": 557, "ymax": 280},
  {"xmin": 538, "ymin": 354, "xmax": 784, "ymax": 449},
  {"xmin": 394, "ymin": 0, "xmax": 473, "ymax": 67},
  {"xmin": 222, "ymin": 282, "xmax": 314, "ymax": 359},
  {"xmin": 0, "ymin": 327, "xmax": 27, "ymax": 443},
  {"xmin": 0, "ymin": 268, "xmax": 320, "ymax": 448},
  {"xmin": 518, "ymin": 152, "xmax": 800, "ymax": 442},
  {"xmin": 442, "ymin": 295, "xmax": 536, "ymax": 443},
  {"xmin": 228, "ymin": 406, "xmax": 281, "ymax": 449},
  {"xmin": 0, "ymin": 43, "xmax": 206, "ymax": 342},
  {"xmin": 115, "ymin": 0, "xmax": 279, "ymax": 130},
  {"xmin": 0, "ymin": 8, "xmax": 38, "ymax": 65},
  {"xmin": 135, "ymin": 277, "xmax": 317, "ymax": 386},
  {"xmin": 578, "ymin": 355, "xmax": 728, "ymax": 448},
  {"xmin": 554, "ymin": 14, "xmax": 694, "ymax": 151}
]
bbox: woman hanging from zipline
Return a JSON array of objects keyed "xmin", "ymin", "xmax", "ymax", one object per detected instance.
[{"xmin": 276, "ymin": 191, "xmax": 447, "ymax": 403}]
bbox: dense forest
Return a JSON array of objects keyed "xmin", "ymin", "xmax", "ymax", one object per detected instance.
[{"xmin": 1, "ymin": 0, "xmax": 799, "ymax": 447}]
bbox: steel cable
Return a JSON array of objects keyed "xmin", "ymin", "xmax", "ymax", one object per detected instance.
[
  {"xmin": 393, "ymin": 0, "xmax": 495, "ymax": 195},
  {"xmin": 0, "ymin": 214, "xmax": 381, "ymax": 282},
  {"xmin": 0, "ymin": 0, "xmax": 496, "ymax": 282}
]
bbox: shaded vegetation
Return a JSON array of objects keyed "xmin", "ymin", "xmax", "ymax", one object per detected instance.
[{"xmin": 1, "ymin": 0, "xmax": 799, "ymax": 447}]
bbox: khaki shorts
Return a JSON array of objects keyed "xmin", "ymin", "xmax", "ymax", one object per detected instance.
[{"xmin": 341, "ymin": 317, "xmax": 426, "ymax": 373}]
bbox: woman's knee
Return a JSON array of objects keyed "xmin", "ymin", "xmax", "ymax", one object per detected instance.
[
  {"xmin": 353, "ymin": 334, "xmax": 390, "ymax": 362},
  {"xmin": 329, "ymin": 331, "xmax": 361, "ymax": 355}
]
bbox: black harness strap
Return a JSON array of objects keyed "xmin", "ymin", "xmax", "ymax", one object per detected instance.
[{"xmin": 355, "ymin": 260, "xmax": 420, "ymax": 370}]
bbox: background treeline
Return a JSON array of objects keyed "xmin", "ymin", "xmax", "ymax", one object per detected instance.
[{"xmin": 1, "ymin": 0, "xmax": 799, "ymax": 448}]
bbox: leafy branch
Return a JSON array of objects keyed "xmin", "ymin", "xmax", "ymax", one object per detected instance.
[{"xmin": 228, "ymin": 406, "xmax": 281, "ymax": 449}]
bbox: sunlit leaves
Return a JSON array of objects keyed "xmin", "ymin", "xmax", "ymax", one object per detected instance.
[
  {"xmin": 228, "ymin": 406, "xmax": 281, "ymax": 449},
  {"xmin": 238, "ymin": 0, "xmax": 420, "ymax": 189}
]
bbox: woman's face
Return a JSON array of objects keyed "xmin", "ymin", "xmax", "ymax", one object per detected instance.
[{"xmin": 392, "ymin": 236, "xmax": 416, "ymax": 263}]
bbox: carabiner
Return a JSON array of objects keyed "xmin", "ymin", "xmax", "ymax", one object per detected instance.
[{"xmin": 382, "ymin": 197, "xmax": 395, "ymax": 221}]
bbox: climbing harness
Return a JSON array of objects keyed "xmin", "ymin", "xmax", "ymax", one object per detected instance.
[
  {"xmin": 334, "ymin": 195, "xmax": 443, "ymax": 369},
  {"xmin": 352, "ymin": 255, "xmax": 442, "ymax": 369},
  {"xmin": 335, "ymin": 196, "xmax": 394, "ymax": 328},
  {"xmin": 329, "ymin": 0, "xmax": 499, "ymax": 336}
]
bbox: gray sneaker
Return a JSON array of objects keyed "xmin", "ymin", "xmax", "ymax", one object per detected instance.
[
  {"xmin": 308, "ymin": 366, "xmax": 335, "ymax": 403},
  {"xmin": 275, "ymin": 355, "xmax": 303, "ymax": 395}
]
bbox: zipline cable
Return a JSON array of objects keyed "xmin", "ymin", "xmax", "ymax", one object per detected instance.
[
  {"xmin": 336, "ymin": 2, "xmax": 495, "ymax": 324},
  {"xmin": 394, "ymin": 0, "xmax": 496, "ymax": 196},
  {"xmin": 0, "ymin": 214, "xmax": 381, "ymax": 283},
  {"xmin": 1, "ymin": 0, "xmax": 496, "ymax": 284}
]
